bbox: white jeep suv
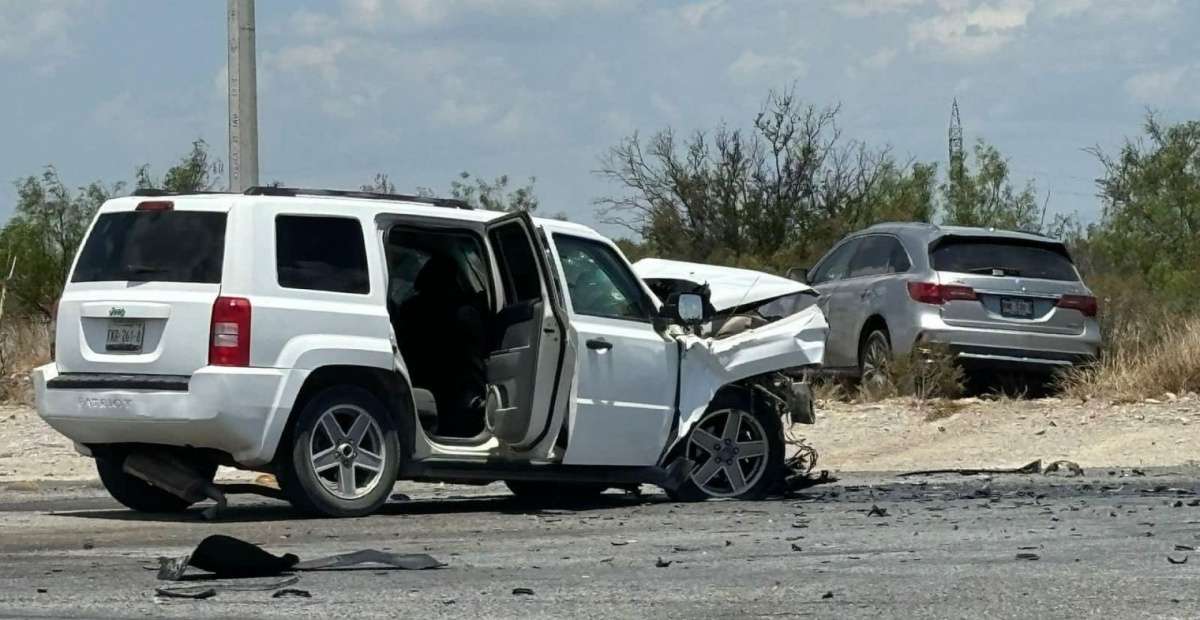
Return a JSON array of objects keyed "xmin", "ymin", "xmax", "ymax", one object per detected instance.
[{"xmin": 34, "ymin": 187, "xmax": 828, "ymax": 517}]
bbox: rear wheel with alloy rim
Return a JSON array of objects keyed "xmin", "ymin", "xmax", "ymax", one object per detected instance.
[
  {"xmin": 669, "ymin": 392, "xmax": 783, "ymax": 501},
  {"xmin": 278, "ymin": 386, "xmax": 400, "ymax": 517},
  {"xmin": 859, "ymin": 329, "xmax": 892, "ymax": 392}
]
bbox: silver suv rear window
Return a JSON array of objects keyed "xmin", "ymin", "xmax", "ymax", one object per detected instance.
[
  {"xmin": 930, "ymin": 238, "xmax": 1078, "ymax": 282},
  {"xmin": 71, "ymin": 211, "xmax": 227, "ymax": 283}
]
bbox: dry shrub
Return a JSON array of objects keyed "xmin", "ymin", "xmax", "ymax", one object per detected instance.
[
  {"xmin": 0, "ymin": 318, "xmax": 51, "ymax": 403},
  {"xmin": 1063, "ymin": 313, "xmax": 1200, "ymax": 402},
  {"xmin": 922, "ymin": 398, "xmax": 967, "ymax": 422},
  {"xmin": 859, "ymin": 343, "xmax": 964, "ymax": 402},
  {"xmin": 809, "ymin": 376, "xmax": 848, "ymax": 403}
]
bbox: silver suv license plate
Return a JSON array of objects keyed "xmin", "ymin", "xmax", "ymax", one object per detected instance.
[
  {"xmin": 106, "ymin": 320, "xmax": 145, "ymax": 352},
  {"xmin": 999, "ymin": 297, "xmax": 1034, "ymax": 319}
]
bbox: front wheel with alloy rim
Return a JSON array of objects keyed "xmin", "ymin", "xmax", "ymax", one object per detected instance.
[
  {"xmin": 859, "ymin": 329, "xmax": 892, "ymax": 392},
  {"xmin": 669, "ymin": 393, "xmax": 783, "ymax": 501},
  {"xmin": 277, "ymin": 386, "xmax": 400, "ymax": 518}
]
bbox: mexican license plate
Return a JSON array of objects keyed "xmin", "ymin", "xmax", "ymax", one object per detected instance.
[
  {"xmin": 106, "ymin": 320, "xmax": 145, "ymax": 352},
  {"xmin": 999, "ymin": 297, "xmax": 1034, "ymax": 319}
]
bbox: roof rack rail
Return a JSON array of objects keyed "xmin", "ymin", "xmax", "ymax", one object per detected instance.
[
  {"xmin": 130, "ymin": 188, "xmax": 232, "ymax": 197},
  {"xmin": 243, "ymin": 186, "xmax": 472, "ymax": 210}
]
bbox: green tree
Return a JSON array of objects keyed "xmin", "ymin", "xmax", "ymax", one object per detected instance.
[
  {"xmin": 941, "ymin": 139, "xmax": 1040, "ymax": 231},
  {"xmin": 449, "ymin": 172, "xmax": 538, "ymax": 212},
  {"xmin": 135, "ymin": 139, "xmax": 223, "ymax": 193},
  {"xmin": 0, "ymin": 168, "xmax": 121, "ymax": 318},
  {"xmin": 595, "ymin": 87, "xmax": 936, "ymax": 271},
  {"xmin": 1084, "ymin": 113, "xmax": 1200, "ymax": 306},
  {"xmin": 361, "ymin": 173, "xmax": 396, "ymax": 194}
]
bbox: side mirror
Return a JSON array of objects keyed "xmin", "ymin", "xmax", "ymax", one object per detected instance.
[
  {"xmin": 786, "ymin": 267, "xmax": 810, "ymax": 284},
  {"xmin": 675, "ymin": 293, "xmax": 704, "ymax": 325}
]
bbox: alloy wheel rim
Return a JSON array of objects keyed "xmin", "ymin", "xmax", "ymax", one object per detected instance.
[
  {"xmin": 862, "ymin": 336, "xmax": 890, "ymax": 387},
  {"xmin": 686, "ymin": 408, "xmax": 769, "ymax": 498},
  {"xmin": 309, "ymin": 404, "xmax": 386, "ymax": 500}
]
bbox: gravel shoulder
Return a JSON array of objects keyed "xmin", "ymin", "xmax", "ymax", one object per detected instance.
[{"xmin": 1, "ymin": 394, "xmax": 1197, "ymax": 486}]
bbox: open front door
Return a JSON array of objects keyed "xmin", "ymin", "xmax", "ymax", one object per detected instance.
[{"xmin": 484, "ymin": 212, "xmax": 568, "ymax": 450}]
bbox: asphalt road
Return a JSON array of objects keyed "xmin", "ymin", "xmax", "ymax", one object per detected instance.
[{"xmin": 1, "ymin": 469, "xmax": 1199, "ymax": 619}]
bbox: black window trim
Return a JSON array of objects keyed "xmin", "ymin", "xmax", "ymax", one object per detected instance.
[
  {"xmin": 551, "ymin": 233, "xmax": 656, "ymax": 324},
  {"xmin": 274, "ymin": 213, "xmax": 372, "ymax": 296}
]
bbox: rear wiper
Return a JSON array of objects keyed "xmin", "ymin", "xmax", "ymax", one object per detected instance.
[{"xmin": 966, "ymin": 266, "xmax": 1021, "ymax": 276}]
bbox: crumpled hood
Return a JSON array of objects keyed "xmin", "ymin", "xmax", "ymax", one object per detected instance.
[{"xmin": 633, "ymin": 258, "xmax": 814, "ymax": 311}]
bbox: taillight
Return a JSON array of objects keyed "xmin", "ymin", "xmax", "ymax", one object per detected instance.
[
  {"xmin": 1056, "ymin": 294, "xmax": 1098, "ymax": 317},
  {"xmin": 210, "ymin": 296, "xmax": 251, "ymax": 366},
  {"xmin": 907, "ymin": 282, "xmax": 977, "ymax": 305},
  {"xmin": 136, "ymin": 200, "xmax": 174, "ymax": 211}
]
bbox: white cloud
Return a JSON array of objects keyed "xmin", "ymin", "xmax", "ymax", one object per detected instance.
[
  {"xmin": 0, "ymin": 0, "xmax": 92, "ymax": 67},
  {"xmin": 337, "ymin": 0, "xmax": 631, "ymax": 30},
  {"xmin": 861, "ymin": 47, "xmax": 898, "ymax": 71},
  {"xmin": 838, "ymin": 0, "xmax": 924, "ymax": 17},
  {"xmin": 727, "ymin": 49, "xmax": 806, "ymax": 82},
  {"xmin": 649, "ymin": 93, "xmax": 679, "ymax": 121},
  {"xmin": 1041, "ymin": 0, "xmax": 1179, "ymax": 21},
  {"xmin": 677, "ymin": 0, "xmax": 728, "ymax": 29},
  {"xmin": 1124, "ymin": 65, "xmax": 1198, "ymax": 105},
  {"xmin": 432, "ymin": 98, "xmax": 493, "ymax": 128},
  {"xmin": 909, "ymin": 0, "xmax": 1034, "ymax": 59}
]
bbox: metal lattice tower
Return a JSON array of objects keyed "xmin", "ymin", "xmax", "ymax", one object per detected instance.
[{"xmin": 948, "ymin": 98, "xmax": 964, "ymax": 185}]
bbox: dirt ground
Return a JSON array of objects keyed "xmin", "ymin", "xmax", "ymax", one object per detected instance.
[{"xmin": 0, "ymin": 394, "xmax": 1197, "ymax": 485}]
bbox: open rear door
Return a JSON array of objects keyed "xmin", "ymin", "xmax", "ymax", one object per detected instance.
[{"xmin": 484, "ymin": 212, "xmax": 569, "ymax": 450}]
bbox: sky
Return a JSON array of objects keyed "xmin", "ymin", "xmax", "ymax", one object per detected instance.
[{"xmin": 2, "ymin": 0, "xmax": 1198, "ymax": 236}]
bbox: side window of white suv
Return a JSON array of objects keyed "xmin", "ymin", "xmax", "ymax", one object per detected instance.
[
  {"xmin": 275, "ymin": 215, "xmax": 370, "ymax": 294},
  {"xmin": 554, "ymin": 235, "xmax": 652, "ymax": 322}
]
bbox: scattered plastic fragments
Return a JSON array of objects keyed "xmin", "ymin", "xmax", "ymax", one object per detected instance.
[{"xmin": 272, "ymin": 588, "xmax": 312, "ymax": 599}]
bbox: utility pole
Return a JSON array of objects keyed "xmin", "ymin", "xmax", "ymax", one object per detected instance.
[
  {"xmin": 948, "ymin": 98, "xmax": 964, "ymax": 186},
  {"xmin": 228, "ymin": 0, "xmax": 259, "ymax": 192}
]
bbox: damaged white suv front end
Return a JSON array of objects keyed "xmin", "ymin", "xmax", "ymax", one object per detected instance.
[{"xmin": 635, "ymin": 258, "xmax": 828, "ymax": 498}]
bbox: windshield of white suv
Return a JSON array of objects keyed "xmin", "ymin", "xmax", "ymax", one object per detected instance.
[
  {"xmin": 71, "ymin": 210, "xmax": 226, "ymax": 283},
  {"xmin": 930, "ymin": 238, "xmax": 1079, "ymax": 282}
]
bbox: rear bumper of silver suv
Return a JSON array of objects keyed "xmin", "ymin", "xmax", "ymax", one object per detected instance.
[
  {"xmin": 913, "ymin": 313, "xmax": 1101, "ymax": 372},
  {"xmin": 33, "ymin": 363, "xmax": 303, "ymax": 466}
]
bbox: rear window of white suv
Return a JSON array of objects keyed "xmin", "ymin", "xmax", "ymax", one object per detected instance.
[{"xmin": 71, "ymin": 210, "xmax": 227, "ymax": 283}]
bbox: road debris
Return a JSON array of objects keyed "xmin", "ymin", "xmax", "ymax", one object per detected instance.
[
  {"xmin": 899, "ymin": 460, "xmax": 1042, "ymax": 478},
  {"xmin": 1015, "ymin": 553, "xmax": 1040, "ymax": 561},
  {"xmin": 156, "ymin": 535, "xmax": 444, "ymax": 583},
  {"xmin": 271, "ymin": 588, "xmax": 312, "ymax": 599},
  {"xmin": 1167, "ymin": 556, "xmax": 1188, "ymax": 565},
  {"xmin": 155, "ymin": 576, "xmax": 300, "ymax": 600},
  {"xmin": 155, "ymin": 587, "xmax": 216, "ymax": 600},
  {"xmin": 512, "ymin": 587, "xmax": 535, "ymax": 596},
  {"xmin": 1043, "ymin": 460, "xmax": 1084, "ymax": 477},
  {"xmin": 293, "ymin": 549, "xmax": 444, "ymax": 571},
  {"xmin": 655, "ymin": 557, "xmax": 673, "ymax": 568},
  {"xmin": 867, "ymin": 505, "xmax": 888, "ymax": 518}
]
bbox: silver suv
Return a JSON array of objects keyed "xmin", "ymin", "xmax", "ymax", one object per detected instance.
[{"xmin": 801, "ymin": 223, "xmax": 1101, "ymax": 384}]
